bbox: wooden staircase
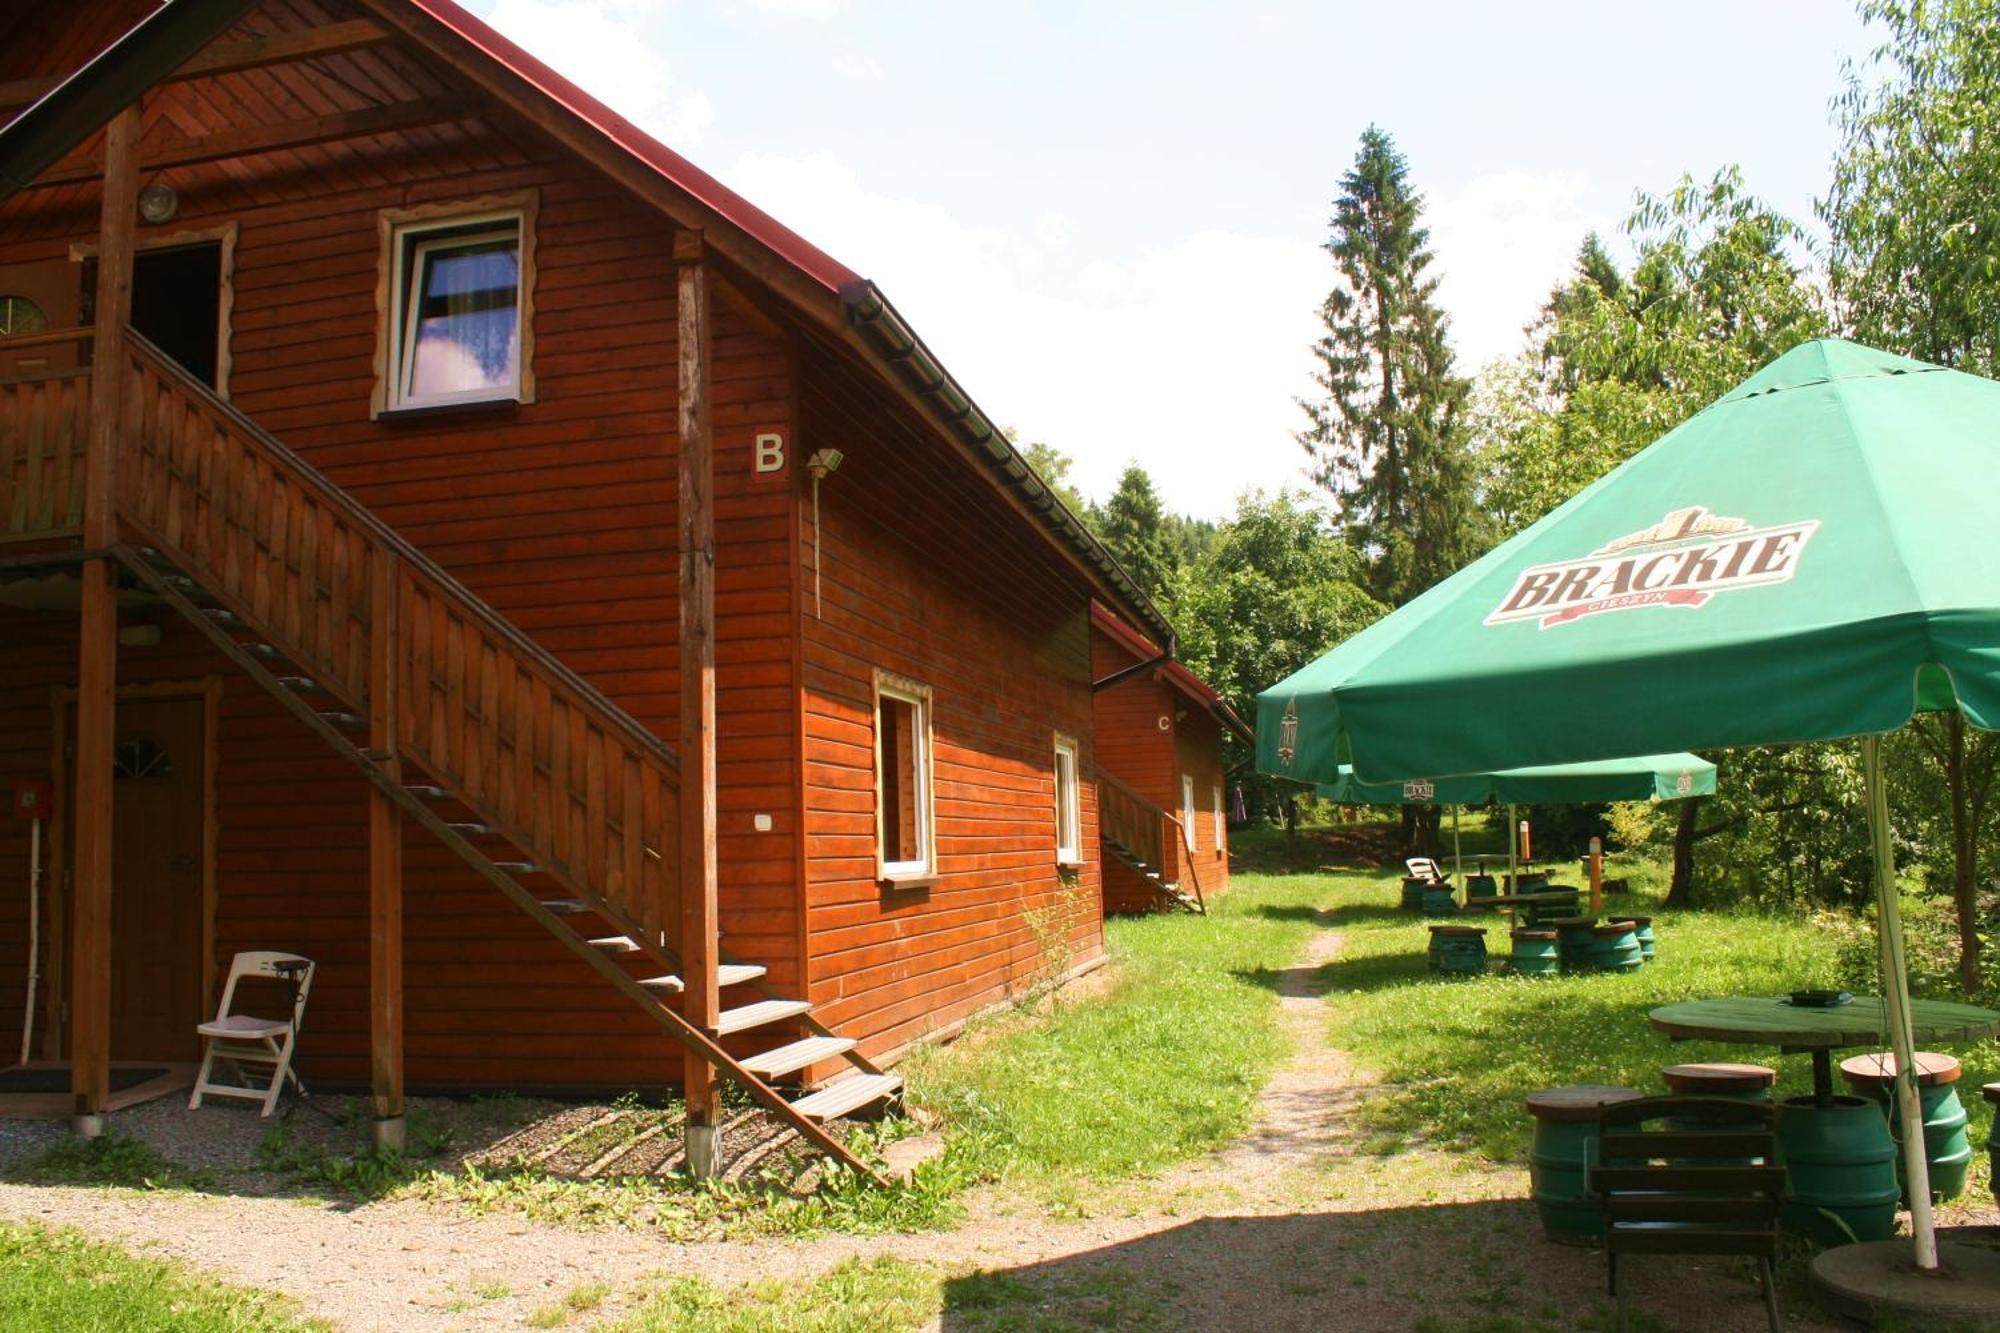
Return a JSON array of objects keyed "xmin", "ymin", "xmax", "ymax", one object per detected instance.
[
  {"xmin": 1097, "ymin": 771, "xmax": 1205, "ymax": 915},
  {"xmin": 98, "ymin": 329, "xmax": 897, "ymax": 1178}
]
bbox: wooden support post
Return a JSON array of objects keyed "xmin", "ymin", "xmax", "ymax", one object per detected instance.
[
  {"xmin": 367, "ymin": 550, "xmax": 405, "ymax": 1151},
  {"xmin": 69, "ymin": 103, "xmax": 141, "ymax": 1136},
  {"xmin": 675, "ymin": 229, "xmax": 721, "ymax": 1178},
  {"xmin": 1588, "ymin": 836, "xmax": 1603, "ymax": 917}
]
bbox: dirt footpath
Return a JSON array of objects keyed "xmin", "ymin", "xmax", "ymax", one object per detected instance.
[{"xmin": 0, "ymin": 919, "xmax": 1854, "ymax": 1331}]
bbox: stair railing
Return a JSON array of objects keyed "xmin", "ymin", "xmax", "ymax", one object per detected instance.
[
  {"xmin": 113, "ymin": 330, "xmax": 681, "ymax": 945},
  {"xmin": 1096, "ymin": 770, "xmax": 1204, "ymax": 911}
]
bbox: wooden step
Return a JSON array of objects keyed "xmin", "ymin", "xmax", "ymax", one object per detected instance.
[
  {"xmin": 491, "ymin": 860, "xmax": 540, "ymax": 874},
  {"xmin": 445, "ymin": 821, "xmax": 493, "ymax": 836},
  {"xmin": 715, "ymin": 998, "xmax": 810, "ymax": 1035},
  {"xmin": 638, "ymin": 963, "xmax": 767, "ymax": 995},
  {"xmin": 318, "ymin": 710, "xmax": 365, "ymax": 731},
  {"xmin": 538, "ymin": 899, "xmax": 593, "ymax": 916},
  {"xmin": 275, "ymin": 676, "xmax": 328, "ymax": 694},
  {"xmin": 403, "ymin": 784, "xmax": 450, "ymax": 799},
  {"xmin": 588, "ymin": 935, "xmax": 641, "ymax": 955},
  {"xmin": 790, "ymin": 1072, "xmax": 902, "ymax": 1121},
  {"xmin": 741, "ymin": 1035, "xmax": 857, "ymax": 1079}
]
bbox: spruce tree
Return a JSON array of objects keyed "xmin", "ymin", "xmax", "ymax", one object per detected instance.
[
  {"xmin": 1299, "ymin": 127, "xmax": 1475, "ymax": 606},
  {"xmin": 1095, "ymin": 464, "xmax": 1174, "ymax": 602}
]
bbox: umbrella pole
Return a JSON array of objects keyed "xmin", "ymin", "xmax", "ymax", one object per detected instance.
[
  {"xmin": 1452, "ymin": 805, "xmax": 1463, "ymax": 906},
  {"xmin": 1506, "ymin": 803, "xmax": 1517, "ymax": 892},
  {"xmin": 1863, "ymin": 734, "xmax": 1937, "ymax": 1271}
]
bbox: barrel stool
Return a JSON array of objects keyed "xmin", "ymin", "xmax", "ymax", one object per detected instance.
[
  {"xmin": 1508, "ymin": 928, "xmax": 1559, "ymax": 977},
  {"xmin": 1662, "ymin": 1062, "xmax": 1777, "ymax": 1096},
  {"xmin": 1611, "ymin": 915, "xmax": 1655, "ymax": 962},
  {"xmin": 1526, "ymin": 1084, "xmax": 1644, "ymax": 1244},
  {"xmin": 1839, "ymin": 1051, "xmax": 1973, "ymax": 1204},
  {"xmin": 1662, "ymin": 1063, "xmax": 1777, "ymax": 1165},
  {"xmin": 1426, "ymin": 924, "xmax": 1487, "ymax": 976},
  {"xmin": 1548, "ymin": 916, "xmax": 1596, "ymax": 972}
]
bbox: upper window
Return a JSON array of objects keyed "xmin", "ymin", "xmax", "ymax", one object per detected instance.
[
  {"xmin": 875, "ymin": 673, "xmax": 935, "ymax": 881},
  {"xmin": 388, "ymin": 213, "xmax": 524, "ymax": 410},
  {"xmin": 1053, "ymin": 735, "xmax": 1082, "ymax": 866}
]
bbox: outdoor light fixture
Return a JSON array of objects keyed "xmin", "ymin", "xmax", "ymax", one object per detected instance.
[
  {"xmin": 137, "ymin": 182, "xmax": 178, "ymax": 225},
  {"xmin": 806, "ymin": 448, "xmax": 844, "ymax": 617}
]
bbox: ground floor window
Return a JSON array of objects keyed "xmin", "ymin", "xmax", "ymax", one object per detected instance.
[
  {"xmin": 1213, "ymin": 782, "xmax": 1225, "ymax": 852},
  {"xmin": 874, "ymin": 672, "xmax": 934, "ymax": 881},
  {"xmin": 1054, "ymin": 734, "xmax": 1082, "ymax": 865},
  {"xmin": 1181, "ymin": 773, "xmax": 1197, "ymax": 850}
]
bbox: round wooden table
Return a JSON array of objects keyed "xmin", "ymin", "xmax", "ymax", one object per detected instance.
[{"xmin": 1648, "ymin": 995, "xmax": 2000, "ymax": 1105}]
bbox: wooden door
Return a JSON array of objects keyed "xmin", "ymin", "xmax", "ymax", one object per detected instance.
[{"xmin": 70, "ymin": 698, "xmax": 207, "ymax": 1061}]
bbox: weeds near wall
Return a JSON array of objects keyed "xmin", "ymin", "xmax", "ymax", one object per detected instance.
[{"xmin": 1018, "ymin": 871, "xmax": 1089, "ymax": 997}]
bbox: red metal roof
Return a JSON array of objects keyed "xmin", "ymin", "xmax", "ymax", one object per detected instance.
[
  {"xmin": 1090, "ymin": 602, "xmax": 1248, "ymax": 739},
  {"xmin": 405, "ymin": 0, "xmax": 859, "ymax": 296}
]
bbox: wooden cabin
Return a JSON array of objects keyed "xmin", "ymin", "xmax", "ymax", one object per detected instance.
[
  {"xmin": 0, "ymin": 0, "xmax": 1198, "ymax": 1175},
  {"xmin": 1090, "ymin": 604, "xmax": 1243, "ymax": 915}
]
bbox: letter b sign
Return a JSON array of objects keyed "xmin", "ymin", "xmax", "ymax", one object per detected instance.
[{"xmin": 754, "ymin": 432, "xmax": 786, "ymax": 477}]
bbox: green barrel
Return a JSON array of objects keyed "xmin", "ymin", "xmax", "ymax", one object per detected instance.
[
  {"xmin": 1588, "ymin": 922, "xmax": 1643, "ymax": 974},
  {"xmin": 1427, "ymin": 925, "xmax": 1487, "ymax": 976},
  {"xmin": 1421, "ymin": 884, "xmax": 1457, "ymax": 916},
  {"xmin": 1775, "ymin": 1095, "xmax": 1899, "ymax": 1245},
  {"xmin": 1612, "ymin": 916, "xmax": 1655, "ymax": 962},
  {"xmin": 1549, "ymin": 917, "xmax": 1596, "ymax": 972},
  {"xmin": 1465, "ymin": 874, "xmax": 1499, "ymax": 906},
  {"xmin": 1840, "ymin": 1054, "xmax": 1972, "ymax": 1205},
  {"xmin": 1400, "ymin": 877, "xmax": 1428, "ymax": 912},
  {"xmin": 1513, "ymin": 871, "xmax": 1551, "ymax": 893},
  {"xmin": 1526, "ymin": 1085, "xmax": 1643, "ymax": 1244},
  {"xmin": 1509, "ymin": 928, "xmax": 1559, "ymax": 977}
]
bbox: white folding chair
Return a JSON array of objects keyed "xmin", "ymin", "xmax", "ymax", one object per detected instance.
[
  {"xmin": 1406, "ymin": 856, "xmax": 1448, "ymax": 884},
  {"xmin": 188, "ymin": 951, "xmax": 315, "ymax": 1117}
]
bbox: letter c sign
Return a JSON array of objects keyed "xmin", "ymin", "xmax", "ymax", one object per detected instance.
[{"xmin": 754, "ymin": 431, "xmax": 786, "ymax": 477}]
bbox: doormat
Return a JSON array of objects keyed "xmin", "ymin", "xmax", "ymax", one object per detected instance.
[{"xmin": 0, "ymin": 1066, "xmax": 167, "ymax": 1095}]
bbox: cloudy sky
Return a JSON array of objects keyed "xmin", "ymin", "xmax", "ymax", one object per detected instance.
[{"xmin": 468, "ymin": 0, "xmax": 1877, "ymax": 518}]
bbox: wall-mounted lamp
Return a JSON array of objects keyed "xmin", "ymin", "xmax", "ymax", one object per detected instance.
[
  {"xmin": 806, "ymin": 448, "xmax": 844, "ymax": 617},
  {"xmin": 137, "ymin": 182, "xmax": 178, "ymax": 226}
]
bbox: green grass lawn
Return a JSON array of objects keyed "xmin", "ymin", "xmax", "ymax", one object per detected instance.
[
  {"xmin": 1316, "ymin": 851, "xmax": 2000, "ymax": 1175},
  {"xmin": 0, "ymin": 1222, "xmax": 324, "ymax": 1332},
  {"xmin": 904, "ymin": 865, "xmax": 1333, "ymax": 1184}
]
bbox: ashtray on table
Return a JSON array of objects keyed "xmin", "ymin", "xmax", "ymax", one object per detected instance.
[{"xmin": 1784, "ymin": 989, "xmax": 1854, "ymax": 1008}]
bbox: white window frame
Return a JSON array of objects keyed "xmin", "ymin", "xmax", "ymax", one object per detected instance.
[
  {"xmin": 873, "ymin": 671, "xmax": 935, "ymax": 882},
  {"xmin": 1213, "ymin": 782, "xmax": 1225, "ymax": 852},
  {"xmin": 373, "ymin": 193, "xmax": 538, "ymax": 417},
  {"xmin": 1053, "ymin": 734, "xmax": 1082, "ymax": 866},
  {"xmin": 1181, "ymin": 773, "xmax": 1197, "ymax": 851}
]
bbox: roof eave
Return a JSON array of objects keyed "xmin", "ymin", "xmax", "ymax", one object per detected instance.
[{"xmin": 844, "ymin": 281, "xmax": 1178, "ymax": 648}]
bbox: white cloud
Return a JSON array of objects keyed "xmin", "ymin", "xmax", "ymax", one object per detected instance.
[
  {"xmin": 479, "ymin": 0, "xmax": 716, "ymax": 147},
  {"xmin": 724, "ymin": 151, "xmax": 1325, "ymax": 520},
  {"xmin": 831, "ymin": 53, "xmax": 884, "ymax": 81},
  {"xmin": 1426, "ymin": 171, "xmax": 1610, "ymax": 369},
  {"xmin": 743, "ymin": 0, "xmax": 841, "ymax": 15}
]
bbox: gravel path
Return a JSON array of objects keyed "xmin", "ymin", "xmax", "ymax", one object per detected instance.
[{"xmin": 0, "ymin": 918, "xmax": 1917, "ymax": 1330}]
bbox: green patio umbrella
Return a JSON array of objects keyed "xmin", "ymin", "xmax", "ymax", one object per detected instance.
[
  {"xmin": 1257, "ymin": 338, "xmax": 2000, "ymax": 1271},
  {"xmin": 1317, "ymin": 754, "xmax": 1715, "ymax": 900}
]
